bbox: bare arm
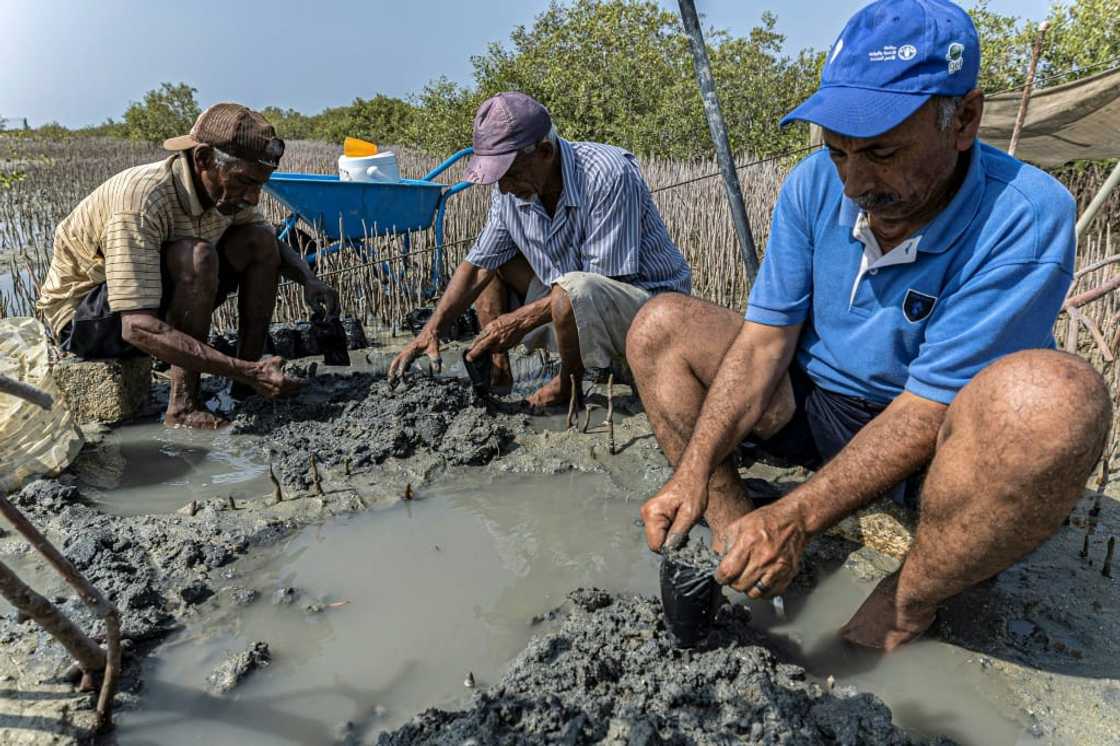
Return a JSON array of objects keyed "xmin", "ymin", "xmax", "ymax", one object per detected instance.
[
  {"xmin": 788, "ymin": 392, "xmax": 946, "ymax": 533},
  {"xmin": 387, "ymin": 261, "xmax": 496, "ymax": 379},
  {"xmin": 120, "ymin": 311, "xmax": 298, "ymax": 397},
  {"xmin": 676, "ymin": 321, "xmax": 802, "ymax": 486},
  {"xmin": 642, "ymin": 320, "xmax": 801, "ymax": 549},
  {"xmin": 714, "ymin": 390, "xmax": 946, "ymax": 598}
]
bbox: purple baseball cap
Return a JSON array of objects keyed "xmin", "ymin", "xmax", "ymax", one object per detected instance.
[{"xmin": 463, "ymin": 92, "xmax": 552, "ymax": 185}]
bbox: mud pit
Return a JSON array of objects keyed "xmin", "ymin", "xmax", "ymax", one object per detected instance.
[{"xmin": 0, "ymin": 362, "xmax": 1117, "ymax": 744}]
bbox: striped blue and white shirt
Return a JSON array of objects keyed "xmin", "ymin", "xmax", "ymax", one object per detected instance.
[{"xmin": 465, "ymin": 139, "xmax": 691, "ymax": 294}]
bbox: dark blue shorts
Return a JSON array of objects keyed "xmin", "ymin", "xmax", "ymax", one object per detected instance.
[{"xmin": 744, "ymin": 366, "xmax": 924, "ymax": 509}]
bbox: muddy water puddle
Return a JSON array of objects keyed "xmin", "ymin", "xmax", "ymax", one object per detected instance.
[
  {"xmin": 73, "ymin": 421, "xmax": 272, "ymax": 516},
  {"xmin": 114, "ymin": 469, "xmax": 1036, "ymax": 745}
]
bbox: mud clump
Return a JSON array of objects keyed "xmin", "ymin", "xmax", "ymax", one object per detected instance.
[
  {"xmin": 234, "ymin": 374, "xmax": 515, "ymax": 487},
  {"xmin": 380, "ymin": 590, "xmax": 951, "ymax": 745},
  {"xmin": 206, "ymin": 641, "xmax": 271, "ymax": 694}
]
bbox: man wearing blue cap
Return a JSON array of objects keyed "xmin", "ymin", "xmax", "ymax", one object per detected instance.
[{"xmin": 628, "ymin": 0, "xmax": 1111, "ymax": 650}]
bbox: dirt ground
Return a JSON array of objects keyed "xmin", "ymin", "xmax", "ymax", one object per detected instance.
[{"xmin": 0, "ymin": 359, "xmax": 1116, "ymax": 744}]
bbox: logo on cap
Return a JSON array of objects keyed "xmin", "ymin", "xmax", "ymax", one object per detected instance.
[
  {"xmin": 946, "ymin": 42, "xmax": 965, "ymax": 74},
  {"xmin": 898, "ymin": 44, "xmax": 917, "ymax": 60}
]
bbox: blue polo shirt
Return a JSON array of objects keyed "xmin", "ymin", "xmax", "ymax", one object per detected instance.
[{"xmin": 746, "ymin": 141, "xmax": 1075, "ymax": 405}]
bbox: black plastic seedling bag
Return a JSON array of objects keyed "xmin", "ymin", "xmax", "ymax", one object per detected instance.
[
  {"xmin": 660, "ymin": 552, "xmax": 722, "ymax": 648},
  {"xmin": 462, "ymin": 349, "xmax": 492, "ymax": 395},
  {"xmin": 311, "ymin": 313, "xmax": 351, "ymax": 366}
]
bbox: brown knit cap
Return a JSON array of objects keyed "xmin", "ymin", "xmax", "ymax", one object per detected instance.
[{"xmin": 163, "ymin": 102, "xmax": 284, "ymax": 168}]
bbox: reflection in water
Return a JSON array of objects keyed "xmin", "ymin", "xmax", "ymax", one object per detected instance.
[
  {"xmin": 118, "ymin": 471, "xmax": 1031, "ymax": 745},
  {"xmin": 73, "ymin": 421, "xmax": 271, "ymax": 515}
]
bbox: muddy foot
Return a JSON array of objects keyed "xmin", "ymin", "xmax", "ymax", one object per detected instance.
[
  {"xmin": 839, "ymin": 571, "xmax": 937, "ymax": 652},
  {"xmin": 526, "ymin": 374, "xmax": 580, "ymax": 412},
  {"xmin": 165, "ymin": 407, "xmax": 230, "ymax": 429}
]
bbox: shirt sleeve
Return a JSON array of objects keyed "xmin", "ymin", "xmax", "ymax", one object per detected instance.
[
  {"xmin": 465, "ymin": 188, "xmax": 518, "ymax": 270},
  {"xmin": 580, "ymin": 164, "xmax": 642, "ymax": 278},
  {"xmin": 905, "ymin": 260, "xmax": 1073, "ymax": 404},
  {"xmin": 744, "ymin": 168, "xmax": 813, "ymax": 326},
  {"xmin": 103, "ymin": 209, "xmax": 169, "ymax": 313}
]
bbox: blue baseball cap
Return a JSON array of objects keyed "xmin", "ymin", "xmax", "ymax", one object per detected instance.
[{"xmin": 781, "ymin": 0, "xmax": 980, "ymax": 139}]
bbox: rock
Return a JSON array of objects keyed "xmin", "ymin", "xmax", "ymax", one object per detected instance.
[
  {"xmin": 826, "ymin": 498, "xmax": 916, "ymax": 559},
  {"xmin": 272, "ymin": 586, "xmax": 300, "ymax": 606},
  {"xmin": 179, "ymin": 581, "xmax": 214, "ymax": 606},
  {"xmin": 228, "ymin": 587, "xmax": 260, "ymax": 607},
  {"xmin": 50, "ymin": 354, "xmax": 151, "ymax": 424},
  {"xmin": 206, "ymin": 641, "xmax": 271, "ymax": 694}
]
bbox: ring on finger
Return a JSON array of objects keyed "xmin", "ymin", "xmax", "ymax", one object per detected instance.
[{"xmin": 752, "ymin": 579, "xmax": 769, "ymax": 595}]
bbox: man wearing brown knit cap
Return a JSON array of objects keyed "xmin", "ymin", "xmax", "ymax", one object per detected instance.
[{"xmin": 38, "ymin": 103, "xmax": 338, "ymax": 428}]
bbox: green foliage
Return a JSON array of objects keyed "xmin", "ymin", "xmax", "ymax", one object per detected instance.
[
  {"xmin": 434, "ymin": 0, "xmax": 819, "ymax": 158},
  {"xmin": 122, "ymin": 82, "xmax": 201, "ymax": 144},
  {"xmin": 969, "ymin": 0, "xmax": 1120, "ymax": 93}
]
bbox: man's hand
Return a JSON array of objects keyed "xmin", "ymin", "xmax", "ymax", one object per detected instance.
[
  {"xmin": 248, "ymin": 356, "xmax": 304, "ymax": 398},
  {"xmin": 388, "ymin": 327, "xmax": 442, "ymax": 382},
  {"xmin": 639, "ymin": 474, "xmax": 709, "ymax": 553},
  {"xmin": 466, "ymin": 313, "xmax": 526, "ymax": 361},
  {"xmin": 714, "ymin": 499, "xmax": 808, "ymax": 599},
  {"xmin": 304, "ymin": 278, "xmax": 340, "ymax": 318}
]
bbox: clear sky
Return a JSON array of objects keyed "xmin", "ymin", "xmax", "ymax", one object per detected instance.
[{"xmin": 1, "ymin": 0, "xmax": 1052, "ymax": 128}]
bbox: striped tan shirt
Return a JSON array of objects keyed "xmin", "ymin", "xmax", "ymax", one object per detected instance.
[{"xmin": 37, "ymin": 153, "xmax": 265, "ymax": 335}]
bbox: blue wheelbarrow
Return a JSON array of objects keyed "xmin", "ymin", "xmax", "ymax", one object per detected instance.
[{"xmin": 263, "ymin": 147, "xmax": 475, "ymax": 287}]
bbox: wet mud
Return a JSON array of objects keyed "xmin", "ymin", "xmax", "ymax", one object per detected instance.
[
  {"xmin": 233, "ymin": 373, "xmax": 518, "ymax": 489},
  {"xmin": 0, "ymin": 360, "xmax": 1117, "ymax": 745},
  {"xmin": 380, "ymin": 589, "xmax": 949, "ymax": 745}
]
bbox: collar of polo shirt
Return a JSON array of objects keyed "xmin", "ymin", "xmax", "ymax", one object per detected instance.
[
  {"xmin": 841, "ymin": 141, "xmax": 987, "ymax": 308},
  {"xmin": 171, "ymin": 153, "xmax": 207, "ymax": 218}
]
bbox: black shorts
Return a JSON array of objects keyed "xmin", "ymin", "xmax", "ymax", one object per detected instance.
[
  {"xmin": 744, "ymin": 365, "xmax": 924, "ymax": 510},
  {"xmin": 60, "ymin": 248, "xmax": 240, "ymax": 360}
]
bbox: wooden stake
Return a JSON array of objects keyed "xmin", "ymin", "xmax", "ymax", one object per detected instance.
[
  {"xmin": 566, "ymin": 374, "xmax": 578, "ymax": 430},
  {"xmin": 1103, "ymin": 537, "xmax": 1115, "ymax": 579},
  {"xmin": 269, "ymin": 463, "xmax": 283, "ymax": 503},
  {"xmin": 1008, "ymin": 21, "xmax": 1050, "ymax": 158},
  {"xmin": 403, "ymin": 483, "xmax": 414, "ymax": 501},
  {"xmin": 606, "ymin": 373, "xmax": 616, "ymax": 455},
  {"xmin": 309, "ymin": 455, "xmax": 323, "ymax": 496},
  {"xmin": 1080, "ymin": 530, "xmax": 1091, "ymax": 559}
]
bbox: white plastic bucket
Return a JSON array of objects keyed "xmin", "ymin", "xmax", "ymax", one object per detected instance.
[{"xmin": 338, "ymin": 152, "xmax": 400, "ymax": 183}]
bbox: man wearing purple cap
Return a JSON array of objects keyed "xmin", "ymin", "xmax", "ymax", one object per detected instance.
[
  {"xmin": 628, "ymin": 0, "xmax": 1110, "ymax": 650},
  {"xmin": 38, "ymin": 103, "xmax": 338, "ymax": 428},
  {"xmin": 389, "ymin": 92, "xmax": 690, "ymax": 408}
]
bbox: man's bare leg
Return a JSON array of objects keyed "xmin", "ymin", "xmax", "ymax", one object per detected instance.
[
  {"xmin": 842, "ymin": 350, "xmax": 1112, "ymax": 650},
  {"xmin": 163, "ymin": 238, "xmax": 226, "ymax": 429},
  {"xmin": 475, "ymin": 255, "xmax": 535, "ymax": 392},
  {"xmin": 526, "ymin": 284, "xmax": 582, "ymax": 409},
  {"xmin": 474, "ymin": 279, "xmax": 513, "ymax": 392},
  {"xmin": 625, "ymin": 293, "xmax": 794, "ymax": 550},
  {"xmin": 217, "ymin": 224, "xmax": 281, "ymax": 363}
]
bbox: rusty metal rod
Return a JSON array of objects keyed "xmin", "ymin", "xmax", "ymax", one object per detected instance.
[
  {"xmin": 0, "ymin": 497, "xmax": 122, "ymax": 730},
  {"xmin": 0, "ymin": 560, "xmax": 105, "ymax": 674},
  {"xmin": 0, "ymin": 372, "xmax": 53, "ymax": 409}
]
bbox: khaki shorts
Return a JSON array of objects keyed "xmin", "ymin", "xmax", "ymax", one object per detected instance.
[{"xmin": 519, "ymin": 271, "xmax": 655, "ymax": 372}]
